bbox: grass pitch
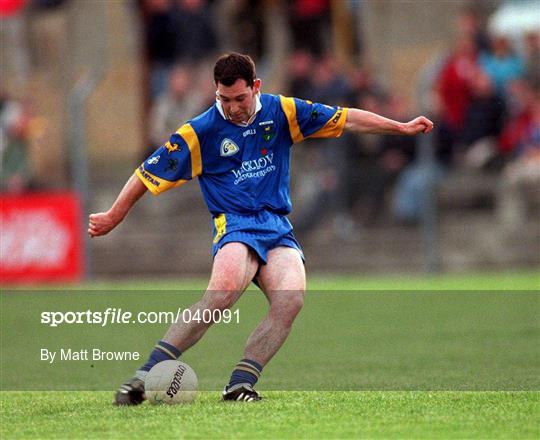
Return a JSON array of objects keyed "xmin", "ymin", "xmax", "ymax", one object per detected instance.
[
  {"xmin": 1, "ymin": 391, "xmax": 538, "ymax": 439},
  {"xmin": 1, "ymin": 270, "xmax": 539, "ymax": 438}
]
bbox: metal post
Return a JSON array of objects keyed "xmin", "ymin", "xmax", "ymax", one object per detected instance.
[
  {"xmin": 417, "ymin": 131, "xmax": 441, "ymax": 273},
  {"xmin": 68, "ymin": 73, "xmax": 97, "ymax": 280},
  {"xmin": 65, "ymin": 2, "xmax": 108, "ymax": 281}
]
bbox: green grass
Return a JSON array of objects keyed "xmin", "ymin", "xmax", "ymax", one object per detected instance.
[
  {"xmin": 2, "ymin": 290, "xmax": 538, "ymax": 391},
  {"xmin": 1, "ymin": 271, "xmax": 539, "ymax": 438},
  {"xmin": 8, "ymin": 268, "xmax": 539, "ymax": 291},
  {"xmin": 1, "ymin": 391, "xmax": 538, "ymax": 439}
]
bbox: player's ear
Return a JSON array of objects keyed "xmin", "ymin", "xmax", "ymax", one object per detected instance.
[{"xmin": 252, "ymin": 78, "xmax": 261, "ymax": 93}]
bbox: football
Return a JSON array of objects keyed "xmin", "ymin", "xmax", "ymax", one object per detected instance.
[{"xmin": 145, "ymin": 360, "xmax": 198, "ymax": 404}]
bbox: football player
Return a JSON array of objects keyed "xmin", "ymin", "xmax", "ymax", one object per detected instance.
[{"xmin": 89, "ymin": 53, "xmax": 433, "ymax": 404}]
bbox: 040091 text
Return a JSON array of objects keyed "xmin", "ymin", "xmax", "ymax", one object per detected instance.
[{"xmin": 178, "ymin": 308, "xmax": 240, "ymax": 325}]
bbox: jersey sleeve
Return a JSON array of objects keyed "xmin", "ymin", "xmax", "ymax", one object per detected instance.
[
  {"xmin": 135, "ymin": 123, "xmax": 203, "ymax": 195},
  {"xmin": 279, "ymin": 95, "xmax": 348, "ymax": 144}
]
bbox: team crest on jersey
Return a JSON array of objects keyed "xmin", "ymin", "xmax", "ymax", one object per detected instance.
[
  {"xmin": 261, "ymin": 124, "xmax": 275, "ymax": 142},
  {"xmin": 220, "ymin": 138, "xmax": 239, "ymax": 157}
]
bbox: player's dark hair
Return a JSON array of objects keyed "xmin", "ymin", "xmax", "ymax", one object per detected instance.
[{"xmin": 213, "ymin": 53, "xmax": 256, "ymax": 87}]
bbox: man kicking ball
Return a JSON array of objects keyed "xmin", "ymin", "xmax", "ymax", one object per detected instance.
[{"xmin": 89, "ymin": 53, "xmax": 433, "ymax": 404}]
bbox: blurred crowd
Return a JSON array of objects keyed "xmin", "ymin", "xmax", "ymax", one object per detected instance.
[
  {"xmin": 3, "ymin": 1, "xmax": 537, "ymax": 235},
  {"xmin": 429, "ymin": 8, "xmax": 539, "ymax": 232},
  {"xmin": 0, "ymin": 92, "xmax": 43, "ymax": 193},
  {"xmin": 140, "ymin": 0, "xmax": 413, "ymax": 233},
  {"xmin": 140, "ymin": 2, "xmax": 539, "ymax": 234}
]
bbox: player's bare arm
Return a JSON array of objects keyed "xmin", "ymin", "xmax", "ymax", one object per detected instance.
[
  {"xmin": 344, "ymin": 108, "xmax": 434, "ymax": 136},
  {"xmin": 88, "ymin": 173, "xmax": 147, "ymax": 237}
]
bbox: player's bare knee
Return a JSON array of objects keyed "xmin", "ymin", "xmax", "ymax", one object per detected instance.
[
  {"xmin": 204, "ymin": 290, "xmax": 237, "ymax": 312},
  {"xmin": 288, "ymin": 294, "xmax": 304, "ymax": 320},
  {"xmin": 207, "ymin": 275, "xmax": 246, "ymax": 293},
  {"xmin": 271, "ymin": 292, "xmax": 304, "ymax": 326}
]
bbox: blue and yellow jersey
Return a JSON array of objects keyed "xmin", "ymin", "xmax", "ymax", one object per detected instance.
[{"xmin": 135, "ymin": 94, "xmax": 348, "ymax": 216}]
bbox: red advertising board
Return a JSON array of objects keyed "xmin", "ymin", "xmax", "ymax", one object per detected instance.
[
  {"xmin": 0, "ymin": 192, "xmax": 83, "ymax": 283},
  {"xmin": 0, "ymin": 0, "xmax": 27, "ymax": 18}
]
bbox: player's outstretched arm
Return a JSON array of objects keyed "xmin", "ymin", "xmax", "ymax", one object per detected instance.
[
  {"xmin": 88, "ymin": 173, "xmax": 147, "ymax": 237},
  {"xmin": 344, "ymin": 108, "xmax": 434, "ymax": 136}
]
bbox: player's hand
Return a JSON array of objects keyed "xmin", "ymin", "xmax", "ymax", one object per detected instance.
[
  {"xmin": 401, "ymin": 116, "xmax": 434, "ymax": 135},
  {"xmin": 88, "ymin": 211, "xmax": 122, "ymax": 237}
]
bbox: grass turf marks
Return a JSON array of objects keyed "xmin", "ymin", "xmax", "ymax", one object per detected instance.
[{"xmin": 1, "ymin": 391, "xmax": 538, "ymax": 439}]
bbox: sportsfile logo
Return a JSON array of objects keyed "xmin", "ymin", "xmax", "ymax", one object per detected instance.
[
  {"xmin": 40, "ymin": 307, "xmax": 240, "ymax": 327},
  {"xmin": 230, "ymin": 153, "xmax": 276, "ymax": 185}
]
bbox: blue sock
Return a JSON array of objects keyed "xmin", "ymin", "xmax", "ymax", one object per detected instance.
[
  {"xmin": 228, "ymin": 359, "xmax": 263, "ymax": 389},
  {"xmin": 139, "ymin": 340, "xmax": 182, "ymax": 372}
]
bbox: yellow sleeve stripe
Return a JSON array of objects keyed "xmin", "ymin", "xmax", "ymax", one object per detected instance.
[
  {"xmin": 308, "ymin": 107, "xmax": 349, "ymax": 139},
  {"xmin": 176, "ymin": 123, "xmax": 202, "ymax": 177},
  {"xmin": 279, "ymin": 95, "xmax": 304, "ymax": 143},
  {"xmin": 135, "ymin": 165, "xmax": 188, "ymax": 195}
]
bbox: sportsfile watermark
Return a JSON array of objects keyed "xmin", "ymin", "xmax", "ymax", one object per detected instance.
[
  {"xmin": 40, "ymin": 307, "xmax": 240, "ymax": 327},
  {"xmin": 1, "ymin": 290, "xmax": 538, "ymax": 391}
]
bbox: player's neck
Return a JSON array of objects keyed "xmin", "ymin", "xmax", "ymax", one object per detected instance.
[
  {"xmin": 216, "ymin": 93, "xmax": 262, "ymax": 127},
  {"xmin": 240, "ymin": 106, "xmax": 257, "ymax": 126}
]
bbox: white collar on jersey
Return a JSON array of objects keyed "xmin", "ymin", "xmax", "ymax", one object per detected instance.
[{"xmin": 215, "ymin": 93, "xmax": 262, "ymax": 127}]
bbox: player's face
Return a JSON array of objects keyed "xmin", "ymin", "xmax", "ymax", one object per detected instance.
[{"xmin": 216, "ymin": 78, "xmax": 261, "ymax": 124}]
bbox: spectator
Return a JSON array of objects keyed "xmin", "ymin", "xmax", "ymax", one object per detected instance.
[
  {"xmin": 387, "ymin": 94, "xmax": 442, "ymax": 225},
  {"xmin": 148, "ymin": 64, "xmax": 205, "ymax": 154},
  {"xmin": 499, "ymin": 79, "xmax": 537, "ymax": 156},
  {"xmin": 523, "ymin": 31, "xmax": 540, "ymax": 90},
  {"xmin": 348, "ymin": 65, "xmax": 387, "ymax": 107},
  {"xmin": 142, "ymin": 0, "xmax": 177, "ymax": 97},
  {"xmin": 289, "ymin": 0, "xmax": 330, "ymax": 56},
  {"xmin": 434, "ymin": 34, "xmax": 478, "ymax": 165},
  {"xmin": 141, "ymin": 0, "xmax": 218, "ymax": 99},
  {"xmin": 496, "ymin": 82, "xmax": 540, "ymax": 231},
  {"xmin": 459, "ymin": 69, "xmax": 506, "ymax": 168},
  {"xmin": 287, "ymin": 49, "xmax": 315, "ymax": 100},
  {"xmin": 171, "ymin": 0, "xmax": 217, "ymax": 63},
  {"xmin": 1, "ymin": 94, "xmax": 33, "ymax": 193},
  {"xmin": 336, "ymin": 92, "xmax": 383, "ymax": 228},
  {"xmin": 352, "ymin": 94, "xmax": 417, "ymax": 225},
  {"xmin": 307, "ymin": 55, "xmax": 350, "ymax": 104},
  {"xmin": 479, "ymin": 33, "xmax": 525, "ymax": 99},
  {"xmin": 291, "ymin": 55, "xmax": 351, "ymax": 235},
  {"xmin": 455, "ymin": 5, "xmax": 490, "ymax": 53}
]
